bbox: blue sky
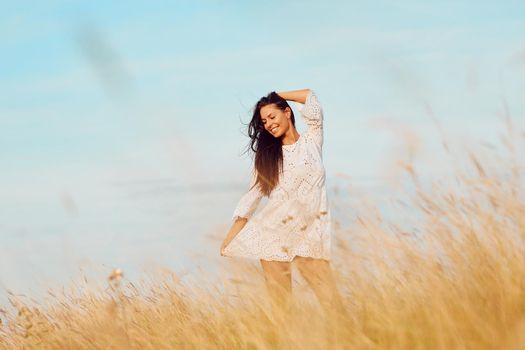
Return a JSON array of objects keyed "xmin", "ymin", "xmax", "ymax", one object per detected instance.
[{"xmin": 1, "ymin": 0, "xmax": 524, "ymax": 301}]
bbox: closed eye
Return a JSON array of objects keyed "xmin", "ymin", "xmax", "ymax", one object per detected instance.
[{"xmin": 262, "ymin": 116, "xmax": 275, "ymax": 124}]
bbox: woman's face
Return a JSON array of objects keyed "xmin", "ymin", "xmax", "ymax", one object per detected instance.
[{"xmin": 259, "ymin": 104, "xmax": 291, "ymax": 138}]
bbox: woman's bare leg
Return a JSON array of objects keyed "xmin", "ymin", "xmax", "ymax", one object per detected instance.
[
  {"xmin": 260, "ymin": 259, "xmax": 292, "ymax": 314},
  {"xmin": 294, "ymin": 256, "xmax": 347, "ymax": 347},
  {"xmin": 293, "ymin": 256, "xmax": 345, "ymax": 315}
]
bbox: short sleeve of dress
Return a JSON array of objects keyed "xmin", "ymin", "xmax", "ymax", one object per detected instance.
[
  {"xmin": 294, "ymin": 89, "xmax": 324, "ymax": 148},
  {"xmin": 232, "ymin": 169, "xmax": 264, "ymax": 222}
]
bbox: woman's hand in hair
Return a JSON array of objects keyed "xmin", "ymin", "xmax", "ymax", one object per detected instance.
[{"xmin": 275, "ymin": 88, "xmax": 311, "ymax": 104}]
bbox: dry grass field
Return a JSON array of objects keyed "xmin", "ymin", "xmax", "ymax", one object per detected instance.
[{"xmin": 1, "ymin": 121, "xmax": 524, "ymax": 349}]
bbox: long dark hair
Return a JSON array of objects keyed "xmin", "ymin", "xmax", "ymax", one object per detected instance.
[{"xmin": 241, "ymin": 91, "xmax": 296, "ymax": 197}]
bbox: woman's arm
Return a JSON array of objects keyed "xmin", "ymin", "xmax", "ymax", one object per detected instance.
[
  {"xmin": 226, "ymin": 217, "xmax": 248, "ymax": 241},
  {"xmin": 276, "ymin": 88, "xmax": 311, "ymax": 104},
  {"xmin": 220, "ymin": 217, "xmax": 248, "ymax": 256}
]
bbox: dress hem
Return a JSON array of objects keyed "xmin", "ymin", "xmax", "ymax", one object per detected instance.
[{"xmin": 222, "ymin": 251, "xmax": 331, "ymax": 262}]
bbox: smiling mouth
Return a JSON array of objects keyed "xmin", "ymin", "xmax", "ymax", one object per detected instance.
[{"xmin": 270, "ymin": 126, "xmax": 279, "ymax": 133}]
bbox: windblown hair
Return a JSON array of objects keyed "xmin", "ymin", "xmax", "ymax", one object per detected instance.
[{"xmin": 241, "ymin": 91, "xmax": 296, "ymax": 197}]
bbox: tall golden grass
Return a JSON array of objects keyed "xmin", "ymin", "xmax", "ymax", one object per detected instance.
[{"xmin": 1, "ymin": 118, "xmax": 524, "ymax": 349}]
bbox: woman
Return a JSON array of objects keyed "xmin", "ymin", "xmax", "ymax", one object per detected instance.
[{"xmin": 220, "ymin": 88, "xmax": 344, "ymax": 315}]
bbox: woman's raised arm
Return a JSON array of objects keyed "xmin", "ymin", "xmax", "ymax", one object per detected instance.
[
  {"xmin": 278, "ymin": 88, "xmax": 324, "ymax": 149},
  {"xmin": 276, "ymin": 88, "xmax": 311, "ymax": 104}
]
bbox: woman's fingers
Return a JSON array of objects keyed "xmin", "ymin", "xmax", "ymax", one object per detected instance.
[{"xmin": 220, "ymin": 239, "xmax": 229, "ymax": 256}]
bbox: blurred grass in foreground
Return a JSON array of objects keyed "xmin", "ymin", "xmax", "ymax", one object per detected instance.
[{"xmin": 0, "ymin": 118, "xmax": 524, "ymax": 350}]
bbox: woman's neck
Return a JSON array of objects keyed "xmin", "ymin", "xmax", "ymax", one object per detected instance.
[{"xmin": 281, "ymin": 128, "xmax": 301, "ymax": 145}]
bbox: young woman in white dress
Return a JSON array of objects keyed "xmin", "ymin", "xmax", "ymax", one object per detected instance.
[{"xmin": 220, "ymin": 88, "xmax": 344, "ymax": 315}]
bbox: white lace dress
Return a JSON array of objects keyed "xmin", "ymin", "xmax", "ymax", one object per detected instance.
[{"xmin": 223, "ymin": 89, "xmax": 331, "ymax": 262}]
